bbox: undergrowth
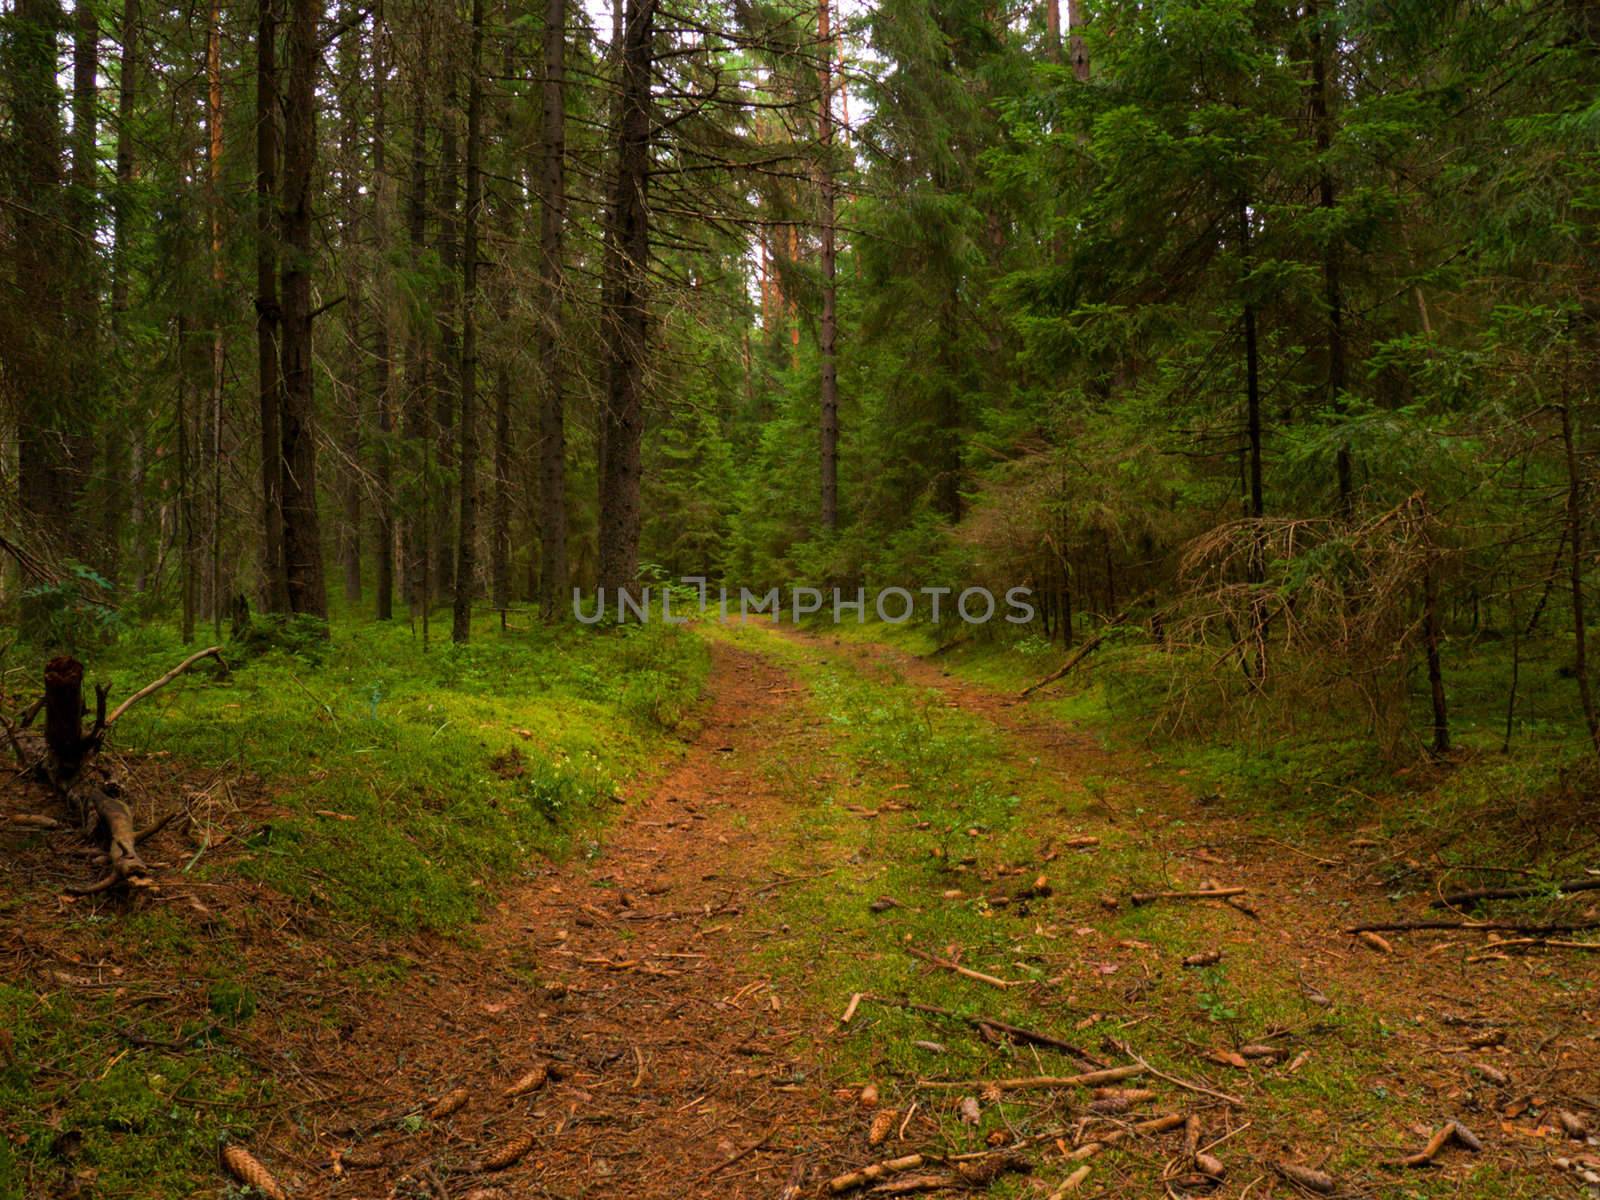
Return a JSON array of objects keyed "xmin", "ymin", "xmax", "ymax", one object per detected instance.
[{"xmin": 813, "ymin": 616, "xmax": 1599, "ymax": 880}]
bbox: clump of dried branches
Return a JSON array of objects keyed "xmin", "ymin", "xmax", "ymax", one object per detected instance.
[{"xmin": 1148, "ymin": 493, "xmax": 1446, "ymax": 757}]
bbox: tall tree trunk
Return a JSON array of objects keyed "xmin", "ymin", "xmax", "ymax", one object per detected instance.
[
  {"xmin": 256, "ymin": 0, "xmax": 289, "ymax": 612},
  {"xmin": 452, "ymin": 0, "xmax": 484, "ymax": 644},
  {"xmin": 70, "ymin": 0, "xmax": 100, "ymax": 568},
  {"xmin": 207, "ymin": 0, "xmax": 226, "ymax": 631},
  {"xmin": 279, "ymin": 0, "xmax": 328, "ymax": 619},
  {"xmin": 178, "ymin": 316, "xmax": 197, "ymax": 642},
  {"xmin": 372, "ymin": 0, "xmax": 395, "ymax": 620},
  {"xmin": 1309, "ymin": 0, "xmax": 1352, "ymax": 517},
  {"xmin": 818, "ymin": 0, "xmax": 840, "ymax": 535},
  {"xmin": 113, "ymin": 0, "xmax": 141, "ymax": 589},
  {"xmin": 9, "ymin": 0, "xmax": 81, "ymax": 571},
  {"xmin": 403, "ymin": 87, "xmax": 430, "ymax": 624},
  {"xmin": 537, "ymin": 0, "xmax": 568, "ymax": 614},
  {"xmin": 596, "ymin": 0, "xmax": 654, "ymax": 594},
  {"xmin": 338, "ymin": 6, "xmax": 365, "ymax": 605},
  {"xmin": 434, "ymin": 75, "xmax": 461, "ymax": 605},
  {"xmin": 1044, "ymin": 0, "xmax": 1060, "ymax": 58}
]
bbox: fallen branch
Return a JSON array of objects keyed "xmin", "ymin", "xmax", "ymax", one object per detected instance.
[
  {"xmin": 1431, "ymin": 877, "xmax": 1600, "ymax": 908},
  {"xmin": 1019, "ymin": 636, "xmax": 1109, "ymax": 698},
  {"xmin": 106, "ymin": 646, "xmax": 226, "ymax": 726},
  {"xmin": 860, "ymin": 994, "xmax": 1104, "ymax": 1068},
  {"xmin": 915, "ymin": 1065, "xmax": 1142, "ymax": 1093},
  {"xmin": 1131, "ymin": 887, "xmax": 1246, "ymax": 906},
  {"xmin": 1466, "ymin": 937, "xmax": 1600, "ymax": 962},
  {"xmin": 826, "ymin": 1153, "xmax": 925, "ymax": 1194},
  {"xmin": 1111, "ymin": 1044, "xmax": 1244, "ymax": 1107},
  {"xmin": 905, "ymin": 946, "xmax": 1020, "ymax": 990},
  {"xmin": 693, "ymin": 1124, "xmax": 777, "ymax": 1183},
  {"xmin": 1067, "ymin": 1113, "xmax": 1185, "ymax": 1161},
  {"xmin": 1344, "ymin": 919, "xmax": 1600, "ymax": 935}
]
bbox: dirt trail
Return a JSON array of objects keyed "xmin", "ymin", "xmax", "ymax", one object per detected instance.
[
  {"xmin": 300, "ymin": 641, "xmax": 848, "ymax": 1198},
  {"xmin": 792, "ymin": 628, "xmax": 1600, "ymax": 1191}
]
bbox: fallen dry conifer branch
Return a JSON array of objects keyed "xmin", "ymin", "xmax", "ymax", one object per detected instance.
[
  {"xmin": 826, "ymin": 1152, "xmax": 925, "ymax": 1193},
  {"xmin": 1111, "ymin": 1044, "xmax": 1244, "ymax": 1107},
  {"xmin": 905, "ymin": 945, "xmax": 1020, "ymax": 989},
  {"xmin": 692, "ymin": 1124, "xmax": 778, "ymax": 1183},
  {"xmin": 1344, "ymin": 919, "xmax": 1600, "ymax": 935},
  {"xmin": 859, "ymin": 994, "xmax": 1104, "ymax": 1067},
  {"xmin": 1131, "ymin": 887, "xmax": 1246, "ymax": 906},
  {"xmin": 1466, "ymin": 937, "xmax": 1600, "ymax": 962},
  {"xmin": 915, "ymin": 1065, "xmax": 1142, "ymax": 1092},
  {"xmin": 106, "ymin": 646, "xmax": 226, "ymax": 726},
  {"xmin": 1431, "ymin": 878, "xmax": 1600, "ymax": 908}
]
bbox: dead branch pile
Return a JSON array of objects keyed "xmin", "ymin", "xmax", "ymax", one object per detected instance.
[
  {"xmin": 4, "ymin": 648, "xmax": 226, "ymax": 895},
  {"xmin": 1149, "ymin": 494, "xmax": 1445, "ymax": 754}
]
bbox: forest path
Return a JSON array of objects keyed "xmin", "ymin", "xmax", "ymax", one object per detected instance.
[
  {"xmin": 220, "ymin": 624, "xmax": 1600, "ymax": 1198},
  {"xmin": 740, "ymin": 624, "xmax": 1600, "ymax": 1199},
  {"xmin": 305, "ymin": 639, "xmax": 852, "ymax": 1198}
]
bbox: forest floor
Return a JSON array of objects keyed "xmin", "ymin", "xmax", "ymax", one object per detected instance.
[{"xmin": 3, "ymin": 621, "xmax": 1599, "ymax": 1199}]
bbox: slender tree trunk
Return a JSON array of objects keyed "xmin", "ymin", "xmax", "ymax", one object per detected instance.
[
  {"xmin": 372, "ymin": 0, "xmax": 395, "ymax": 620},
  {"xmin": 256, "ymin": 0, "xmax": 289, "ymax": 612},
  {"xmin": 452, "ymin": 0, "xmax": 485, "ymax": 644},
  {"xmin": 69, "ymin": 0, "xmax": 100, "ymax": 568},
  {"xmin": 435, "ymin": 75, "xmax": 461, "ymax": 605},
  {"xmin": 1309, "ymin": 0, "xmax": 1352, "ymax": 517},
  {"xmin": 338, "ymin": 7, "xmax": 365, "ymax": 605},
  {"xmin": 1423, "ymin": 560, "xmax": 1450, "ymax": 755},
  {"xmin": 491, "ymin": 361, "xmax": 511, "ymax": 613},
  {"xmin": 1240, "ymin": 198, "xmax": 1266, "ymax": 678},
  {"xmin": 537, "ymin": 0, "xmax": 569, "ymax": 615},
  {"xmin": 178, "ymin": 317, "xmax": 197, "ymax": 642},
  {"xmin": 596, "ymin": 0, "xmax": 655, "ymax": 594},
  {"xmin": 113, "ymin": 0, "xmax": 141, "ymax": 589},
  {"xmin": 818, "ymin": 0, "xmax": 840, "ymax": 535},
  {"xmin": 403, "ymin": 87, "xmax": 430, "ymax": 623},
  {"xmin": 1560, "ymin": 400, "xmax": 1599, "ymax": 756},
  {"xmin": 207, "ymin": 0, "xmax": 226, "ymax": 631},
  {"xmin": 279, "ymin": 0, "xmax": 328, "ymax": 619}
]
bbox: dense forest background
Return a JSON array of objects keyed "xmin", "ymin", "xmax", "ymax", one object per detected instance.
[{"xmin": 1, "ymin": 0, "xmax": 1598, "ymax": 771}]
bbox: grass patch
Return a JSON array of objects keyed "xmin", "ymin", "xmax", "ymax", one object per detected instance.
[{"xmin": 63, "ymin": 612, "xmax": 707, "ymax": 933}]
